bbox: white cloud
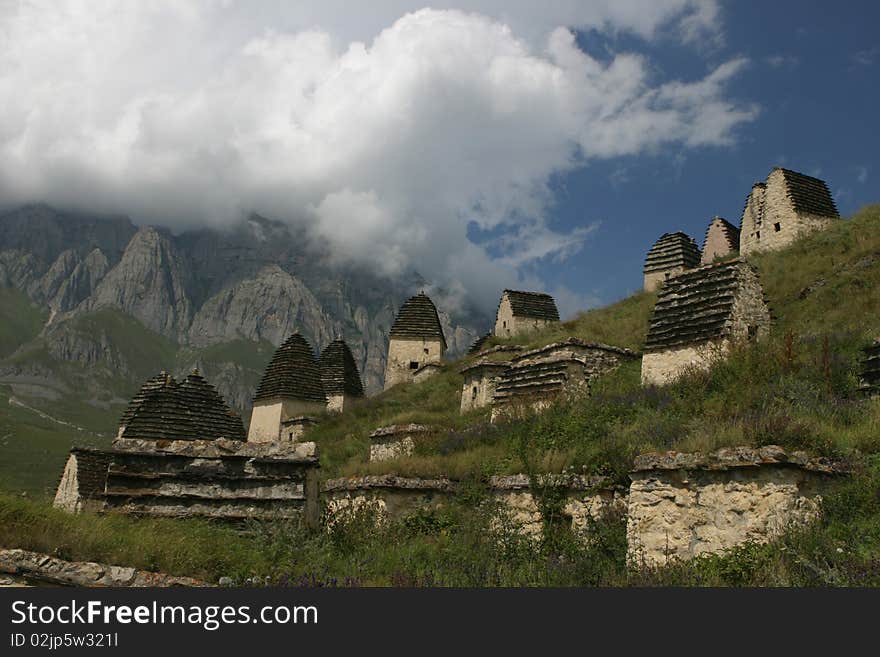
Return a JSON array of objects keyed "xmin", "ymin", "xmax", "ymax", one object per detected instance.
[
  {"xmin": 0, "ymin": 1, "xmax": 749, "ymax": 311},
  {"xmin": 856, "ymin": 166, "xmax": 869, "ymax": 184}
]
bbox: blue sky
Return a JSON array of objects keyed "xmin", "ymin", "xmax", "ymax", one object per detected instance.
[
  {"xmin": 535, "ymin": 1, "xmax": 879, "ymax": 309},
  {"xmin": 1, "ymin": 1, "xmax": 877, "ymax": 318}
]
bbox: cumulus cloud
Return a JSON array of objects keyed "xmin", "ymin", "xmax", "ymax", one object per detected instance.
[{"xmin": 0, "ymin": 0, "xmax": 751, "ymax": 310}]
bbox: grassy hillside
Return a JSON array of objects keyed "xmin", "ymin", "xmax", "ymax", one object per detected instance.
[
  {"xmin": 307, "ymin": 205, "xmax": 880, "ymax": 484},
  {"xmin": 2, "ymin": 205, "xmax": 880, "ymax": 586},
  {"xmin": 0, "ymin": 287, "xmax": 46, "ymax": 357}
]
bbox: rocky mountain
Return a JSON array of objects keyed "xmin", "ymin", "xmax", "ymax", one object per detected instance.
[{"xmin": 0, "ymin": 204, "xmax": 486, "ymax": 414}]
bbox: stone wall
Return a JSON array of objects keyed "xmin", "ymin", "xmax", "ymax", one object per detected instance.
[
  {"xmin": 384, "ymin": 337, "xmax": 444, "ymax": 390},
  {"xmin": 322, "ymin": 473, "xmax": 621, "ymax": 540},
  {"xmin": 102, "ymin": 438, "xmax": 320, "ymax": 526},
  {"xmin": 626, "ymin": 446, "xmax": 846, "ymax": 567},
  {"xmin": 53, "ymin": 449, "xmax": 113, "ymax": 514},
  {"xmin": 641, "ymin": 339, "xmax": 729, "ymax": 386}
]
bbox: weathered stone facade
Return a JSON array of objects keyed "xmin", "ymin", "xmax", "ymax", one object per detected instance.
[
  {"xmin": 626, "ymin": 446, "xmax": 846, "ymax": 566},
  {"xmin": 491, "ymin": 339, "xmax": 639, "ymax": 420},
  {"xmin": 319, "ymin": 338, "xmax": 365, "ymax": 413},
  {"xmin": 460, "ymin": 360, "xmax": 510, "ymax": 413},
  {"xmin": 280, "ymin": 416, "xmax": 318, "ymax": 442},
  {"xmin": 369, "ymin": 424, "xmax": 435, "ymax": 462},
  {"xmin": 248, "ymin": 333, "xmax": 327, "ymax": 442},
  {"xmin": 701, "ymin": 216, "xmax": 740, "ymax": 264},
  {"xmin": 489, "ymin": 474, "xmax": 624, "ymax": 539},
  {"xmin": 384, "ymin": 292, "xmax": 446, "ymax": 390},
  {"xmin": 493, "ymin": 290, "xmax": 560, "ymax": 338},
  {"xmin": 643, "ymin": 232, "xmax": 701, "ymax": 292},
  {"xmin": 412, "ymin": 362, "xmax": 442, "ymax": 383},
  {"xmin": 739, "ymin": 168, "xmax": 838, "ymax": 256},
  {"xmin": 322, "ymin": 473, "xmax": 622, "ymax": 540},
  {"xmin": 101, "ymin": 439, "xmax": 320, "ymax": 526},
  {"xmin": 641, "ymin": 259, "xmax": 770, "ymax": 385}
]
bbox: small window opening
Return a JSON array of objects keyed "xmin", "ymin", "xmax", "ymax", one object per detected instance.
[
  {"xmin": 755, "ymin": 231, "xmax": 761, "ymax": 240},
  {"xmin": 409, "ymin": 361, "xmax": 420, "ymax": 370},
  {"xmin": 472, "ymin": 386, "xmax": 478, "ymax": 400},
  {"xmin": 747, "ymin": 325, "xmax": 758, "ymax": 340},
  {"xmin": 502, "ymin": 320, "xmax": 507, "ymax": 328},
  {"xmin": 774, "ymin": 222, "xmax": 781, "ymax": 232},
  {"xmin": 423, "ymin": 348, "xmax": 429, "ymax": 355}
]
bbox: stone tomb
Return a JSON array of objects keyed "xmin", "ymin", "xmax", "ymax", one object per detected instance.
[
  {"xmin": 490, "ymin": 338, "xmax": 639, "ymax": 421},
  {"xmin": 248, "ymin": 333, "xmax": 328, "ymax": 443},
  {"xmin": 626, "ymin": 445, "xmax": 846, "ymax": 567},
  {"xmin": 319, "ymin": 338, "xmax": 365, "ymax": 413},
  {"xmin": 641, "ymin": 259, "xmax": 770, "ymax": 386},
  {"xmin": 460, "ymin": 359, "xmax": 510, "ymax": 413},
  {"xmin": 643, "ymin": 232, "xmax": 701, "ymax": 292},
  {"xmin": 384, "ymin": 292, "xmax": 447, "ymax": 390},
  {"xmin": 494, "ymin": 289, "xmax": 560, "ymax": 338},
  {"xmin": 739, "ymin": 167, "xmax": 838, "ymax": 256},
  {"xmin": 101, "ymin": 438, "xmax": 320, "ymax": 526}
]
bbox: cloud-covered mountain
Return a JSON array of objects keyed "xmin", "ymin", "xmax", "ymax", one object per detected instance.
[{"xmin": 0, "ymin": 204, "xmax": 486, "ymax": 407}]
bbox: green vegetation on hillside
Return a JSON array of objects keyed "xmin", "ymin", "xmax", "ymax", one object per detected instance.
[
  {"xmin": 3, "ymin": 205, "xmax": 880, "ymax": 586},
  {"xmin": 0, "ymin": 287, "xmax": 46, "ymax": 357},
  {"xmin": 313, "ymin": 204, "xmax": 880, "ymax": 483}
]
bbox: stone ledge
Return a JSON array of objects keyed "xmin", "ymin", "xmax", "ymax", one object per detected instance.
[
  {"xmin": 324, "ymin": 473, "xmax": 617, "ymax": 494},
  {"xmin": 632, "ymin": 445, "xmax": 848, "ymax": 475},
  {"xmin": 0, "ymin": 549, "xmax": 205, "ymax": 587},
  {"xmin": 369, "ymin": 424, "xmax": 435, "ymax": 442},
  {"xmin": 513, "ymin": 338, "xmax": 641, "ymax": 361},
  {"xmin": 489, "ymin": 474, "xmax": 615, "ymax": 491},
  {"xmin": 472, "ymin": 345, "xmax": 524, "ymax": 358},
  {"xmin": 111, "ymin": 438, "xmax": 318, "ymax": 461},
  {"xmin": 323, "ymin": 475, "xmax": 456, "ymax": 493}
]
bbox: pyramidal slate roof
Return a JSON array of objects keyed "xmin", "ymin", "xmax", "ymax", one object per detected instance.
[
  {"xmin": 179, "ymin": 371, "xmax": 246, "ymax": 440},
  {"xmin": 703, "ymin": 217, "xmax": 741, "ymax": 252},
  {"xmin": 254, "ymin": 333, "xmax": 328, "ymax": 404},
  {"xmin": 644, "ymin": 232, "xmax": 701, "ymax": 274},
  {"xmin": 776, "ymin": 167, "xmax": 839, "ymax": 218},
  {"xmin": 119, "ymin": 370, "xmax": 245, "ymax": 441},
  {"xmin": 389, "ymin": 292, "xmax": 446, "ymax": 349},
  {"xmin": 468, "ymin": 331, "xmax": 493, "ymax": 354},
  {"xmin": 319, "ymin": 338, "xmax": 365, "ymax": 398},
  {"xmin": 502, "ymin": 290, "xmax": 560, "ymax": 321},
  {"xmin": 644, "ymin": 259, "xmax": 757, "ymax": 353}
]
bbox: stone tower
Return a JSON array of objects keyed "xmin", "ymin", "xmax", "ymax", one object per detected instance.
[
  {"xmin": 248, "ymin": 333, "xmax": 327, "ymax": 442},
  {"xmin": 739, "ymin": 167, "xmax": 838, "ymax": 256},
  {"xmin": 701, "ymin": 216, "xmax": 740, "ymax": 264},
  {"xmin": 494, "ymin": 290, "xmax": 560, "ymax": 338},
  {"xmin": 319, "ymin": 338, "xmax": 365, "ymax": 413},
  {"xmin": 643, "ymin": 232, "xmax": 701, "ymax": 292},
  {"xmin": 383, "ymin": 292, "xmax": 446, "ymax": 390}
]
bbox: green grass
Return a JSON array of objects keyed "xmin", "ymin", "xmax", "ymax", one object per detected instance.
[{"xmin": 0, "ymin": 287, "xmax": 46, "ymax": 358}]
